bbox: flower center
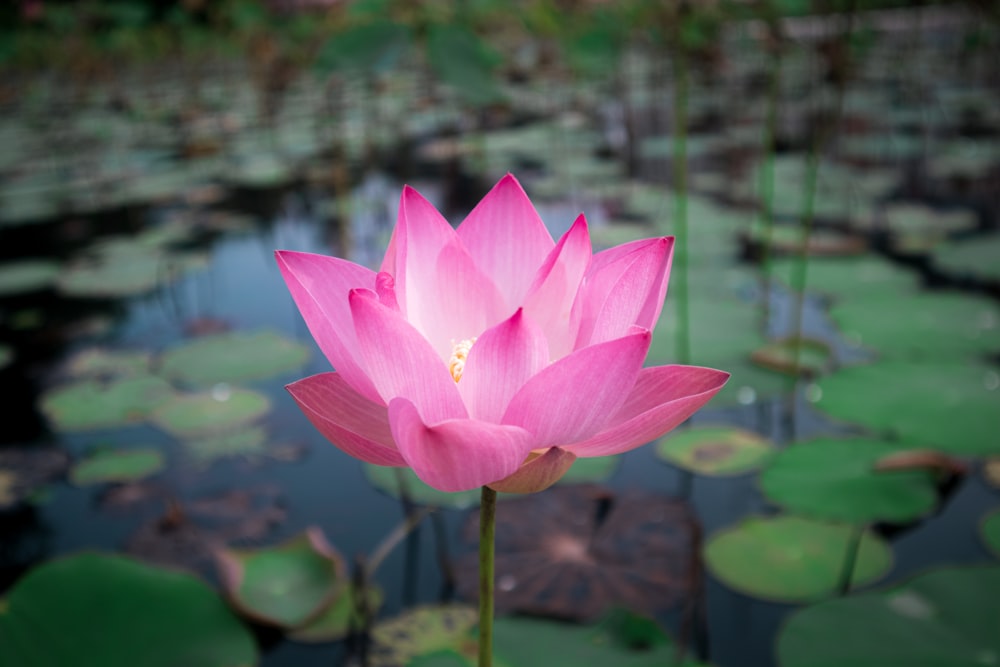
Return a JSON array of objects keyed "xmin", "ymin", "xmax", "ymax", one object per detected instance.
[{"xmin": 448, "ymin": 338, "xmax": 476, "ymax": 382}]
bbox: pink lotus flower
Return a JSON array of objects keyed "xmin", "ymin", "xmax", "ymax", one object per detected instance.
[{"xmin": 276, "ymin": 174, "xmax": 728, "ymax": 493}]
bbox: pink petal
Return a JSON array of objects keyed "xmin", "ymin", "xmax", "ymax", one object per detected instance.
[
  {"xmin": 286, "ymin": 372, "xmax": 405, "ymax": 466},
  {"xmin": 275, "ymin": 250, "xmax": 380, "ymax": 402},
  {"xmin": 457, "ymin": 174, "xmax": 555, "ymax": 309},
  {"xmin": 458, "ymin": 309, "xmax": 549, "ymax": 422},
  {"xmin": 350, "ymin": 289, "xmax": 467, "ymax": 424},
  {"xmin": 502, "ymin": 329, "xmax": 651, "ymax": 447},
  {"xmin": 389, "ymin": 398, "xmax": 536, "ymax": 492},
  {"xmin": 573, "ymin": 237, "xmax": 673, "ymax": 348},
  {"xmin": 488, "ymin": 447, "xmax": 576, "ymax": 494},
  {"xmin": 565, "ymin": 365, "xmax": 729, "ymax": 457},
  {"xmin": 381, "ymin": 185, "xmax": 458, "ymax": 321},
  {"xmin": 522, "ymin": 214, "xmax": 592, "ymax": 360}
]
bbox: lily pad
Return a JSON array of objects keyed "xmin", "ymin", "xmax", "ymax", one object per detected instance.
[
  {"xmin": 777, "ymin": 565, "xmax": 1000, "ymax": 667},
  {"xmin": 769, "ymin": 256, "xmax": 921, "ymax": 300},
  {"xmin": 70, "ymin": 447, "xmax": 166, "ymax": 486},
  {"xmin": 815, "ymin": 362, "xmax": 999, "ymax": 456},
  {"xmin": 656, "ymin": 426, "xmax": 775, "ymax": 476},
  {"xmin": 184, "ymin": 426, "xmax": 269, "ymax": 469},
  {"xmin": 0, "ymin": 552, "xmax": 258, "ymax": 667},
  {"xmin": 704, "ymin": 516, "xmax": 893, "ymax": 603},
  {"xmin": 57, "ymin": 245, "xmax": 206, "ymax": 298},
  {"xmin": 39, "ymin": 375, "xmax": 175, "ymax": 431},
  {"xmin": 150, "ymin": 389, "xmax": 270, "ymax": 439},
  {"xmin": 830, "ymin": 292, "xmax": 1000, "ymax": 361},
  {"xmin": 368, "ymin": 605, "xmax": 478, "ymax": 667},
  {"xmin": 214, "ymin": 527, "xmax": 346, "ymax": 629},
  {"xmin": 750, "ymin": 336, "xmax": 834, "ymax": 377},
  {"xmin": 0, "ymin": 259, "xmax": 60, "ymax": 296},
  {"xmin": 759, "ymin": 438, "xmax": 938, "ymax": 524},
  {"xmin": 558, "ymin": 455, "xmax": 621, "ymax": 485},
  {"xmin": 981, "ymin": 509, "xmax": 1000, "ymax": 558},
  {"xmin": 932, "ymin": 233, "xmax": 1000, "ymax": 282},
  {"xmin": 65, "ymin": 348, "xmax": 151, "ymax": 378},
  {"xmin": 0, "ymin": 446, "xmax": 69, "ymax": 510},
  {"xmin": 159, "ymin": 331, "xmax": 309, "ymax": 387},
  {"xmin": 289, "ymin": 586, "xmax": 384, "ymax": 643},
  {"xmin": 365, "ymin": 464, "xmax": 481, "ymax": 510},
  {"xmin": 0, "ymin": 344, "xmax": 12, "ymax": 371}
]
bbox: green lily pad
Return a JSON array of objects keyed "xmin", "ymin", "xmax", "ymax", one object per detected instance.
[
  {"xmin": 933, "ymin": 233, "xmax": 1000, "ymax": 282},
  {"xmin": 656, "ymin": 426, "xmax": 775, "ymax": 476},
  {"xmin": 854, "ymin": 203, "xmax": 978, "ymax": 253},
  {"xmin": 815, "ymin": 362, "xmax": 999, "ymax": 456},
  {"xmin": 39, "ymin": 375, "xmax": 175, "ymax": 431},
  {"xmin": 289, "ymin": 586, "xmax": 384, "ymax": 643},
  {"xmin": 368, "ymin": 605, "xmax": 479, "ymax": 667},
  {"xmin": 365, "ymin": 464, "xmax": 481, "ymax": 510},
  {"xmin": 159, "ymin": 331, "xmax": 309, "ymax": 387},
  {"xmin": 0, "ymin": 446, "xmax": 69, "ymax": 511},
  {"xmin": 184, "ymin": 426, "xmax": 269, "ymax": 469},
  {"xmin": 0, "ymin": 259, "xmax": 60, "ymax": 296},
  {"xmin": 750, "ymin": 336, "xmax": 834, "ymax": 377},
  {"xmin": 830, "ymin": 292, "xmax": 1000, "ymax": 360},
  {"xmin": 769, "ymin": 256, "xmax": 921, "ymax": 300},
  {"xmin": 0, "ymin": 552, "xmax": 258, "ymax": 667},
  {"xmin": 65, "ymin": 348, "xmax": 151, "ymax": 378},
  {"xmin": 70, "ymin": 447, "xmax": 166, "ymax": 486},
  {"xmin": 704, "ymin": 516, "xmax": 893, "ymax": 603},
  {"xmin": 214, "ymin": 527, "xmax": 346, "ymax": 629},
  {"xmin": 760, "ymin": 438, "xmax": 938, "ymax": 523},
  {"xmin": 57, "ymin": 245, "xmax": 206, "ymax": 298},
  {"xmin": 558, "ymin": 455, "xmax": 621, "ymax": 484},
  {"xmin": 777, "ymin": 565, "xmax": 1000, "ymax": 667},
  {"xmin": 981, "ymin": 509, "xmax": 1000, "ymax": 558},
  {"xmin": 151, "ymin": 389, "xmax": 271, "ymax": 439}
]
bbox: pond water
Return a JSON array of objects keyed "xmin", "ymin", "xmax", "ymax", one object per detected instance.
[{"xmin": 1, "ymin": 4, "xmax": 999, "ymax": 667}]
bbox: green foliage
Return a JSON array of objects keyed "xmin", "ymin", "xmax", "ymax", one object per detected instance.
[
  {"xmin": 317, "ymin": 21, "xmax": 411, "ymax": 75},
  {"xmin": 426, "ymin": 24, "xmax": 505, "ymax": 107}
]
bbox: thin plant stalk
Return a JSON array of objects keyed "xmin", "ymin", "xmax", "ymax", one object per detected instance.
[
  {"xmin": 478, "ymin": 486, "xmax": 497, "ymax": 667},
  {"xmin": 671, "ymin": 47, "xmax": 690, "ymax": 367},
  {"xmin": 837, "ymin": 524, "xmax": 865, "ymax": 596},
  {"xmin": 757, "ymin": 49, "xmax": 782, "ymax": 334}
]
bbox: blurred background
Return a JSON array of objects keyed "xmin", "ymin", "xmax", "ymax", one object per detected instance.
[{"xmin": 0, "ymin": 1, "xmax": 998, "ymax": 666}]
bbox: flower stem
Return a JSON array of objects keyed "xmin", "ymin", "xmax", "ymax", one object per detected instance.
[{"xmin": 478, "ymin": 485, "xmax": 497, "ymax": 667}]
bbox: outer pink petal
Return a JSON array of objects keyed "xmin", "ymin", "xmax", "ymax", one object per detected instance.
[
  {"xmin": 286, "ymin": 372, "xmax": 405, "ymax": 466},
  {"xmin": 457, "ymin": 174, "xmax": 555, "ymax": 309},
  {"xmin": 502, "ymin": 329, "xmax": 651, "ymax": 447},
  {"xmin": 458, "ymin": 309, "xmax": 549, "ymax": 423},
  {"xmin": 522, "ymin": 214, "xmax": 592, "ymax": 360},
  {"xmin": 275, "ymin": 250, "xmax": 380, "ymax": 402},
  {"xmin": 381, "ymin": 185, "xmax": 458, "ymax": 321},
  {"xmin": 573, "ymin": 237, "xmax": 673, "ymax": 348},
  {"xmin": 350, "ymin": 289, "xmax": 467, "ymax": 423},
  {"xmin": 487, "ymin": 447, "xmax": 576, "ymax": 494},
  {"xmin": 565, "ymin": 365, "xmax": 730, "ymax": 457},
  {"xmin": 389, "ymin": 398, "xmax": 536, "ymax": 492}
]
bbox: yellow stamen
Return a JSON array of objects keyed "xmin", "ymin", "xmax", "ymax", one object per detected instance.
[{"xmin": 448, "ymin": 338, "xmax": 476, "ymax": 382}]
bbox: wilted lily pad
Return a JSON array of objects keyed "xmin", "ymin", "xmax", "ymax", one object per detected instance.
[
  {"xmin": 759, "ymin": 439, "xmax": 938, "ymax": 524},
  {"xmin": 365, "ymin": 464, "xmax": 481, "ymax": 510},
  {"xmin": 777, "ymin": 565, "xmax": 1000, "ymax": 667},
  {"xmin": 64, "ymin": 348, "xmax": 151, "ymax": 378},
  {"xmin": 184, "ymin": 426, "xmax": 269, "ymax": 469},
  {"xmin": 656, "ymin": 426, "xmax": 775, "ymax": 476},
  {"xmin": 150, "ymin": 389, "xmax": 270, "ymax": 439},
  {"xmin": 457, "ymin": 485, "xmax": 698, "ymax": 621},
  {"xmin": 289, "ymin": 586, "xmax": 384, "ymax": 643},
  {"xmin": 0, "ymin": 446, "xmax": 69, "ymax": 510},
  {"xmin": 39, "ymin": 375, "xmax": 175, "ymax": 431},
  {"xmin": 215, "ymin": 527, "xmax": 346, "ymax": 629},
  {"xmin": 933, "ymin": 233, "xmax": 1000, "ymax": 282},
  {"xmin": 159, "ymin": 330, "xmax": 309, "ymax": 387},
  {"xmin": 750, "ymin": 336, "xmax": 834, "ymax": 377},
  {"xmin": 815, "ymin": 362, "xmax": 998, "ymax": 455},
  {"xmin": 704, "ymin": 516, "xmax": 892, "ymax": 603},
  {"xmin": 0, "ymin": 553, "xmax": 258, "ymax": 667},
  {"xmin": 830, "ymin": 292, "xmax": 1000, "ymax": 360},
  {"xmin": 981, "ymin": 509, "xmax": 1000, "ymax": 558},
  {"xmin": 0, "ymin": 259, "xmax": 60, "ymax": 296},
  {"xmin": 368, "ymin": 605, "xmax": 479, "ymax": 667},
  {"xmin": 70, "ymin": 447, "xmax": 166, "ymax": 486}
]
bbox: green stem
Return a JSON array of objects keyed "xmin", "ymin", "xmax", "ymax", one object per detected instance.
[
  {"xmin": 672, "ymin": 47, "xmax": 690, "ymax": 366},
  {"xmin": 837, "ymin": 524, "xmax": 865, "ymax": 596},
  {"xmin": 758, "ymin": 49, "xmax": 782, "ymax": 334},
  {"xmin": 478, "ymin": 486, "xmax": 497, "ymax": 667}
]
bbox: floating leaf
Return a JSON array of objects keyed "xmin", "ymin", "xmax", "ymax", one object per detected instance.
[
  {"xmin": 289, "ymin": 586, "xmax": 384, "ymax": 643},
  {"xmin": 0, "ymin": 259, "xmax": 60, "ymax": 296},
  {"xmin": 933, "ymin": 233, "xmax": 1000, "ymax": 282},
  {"xmin": 769, "ymin": 256, "xmax": 921, "ymax": 300},
  {"xmin": 777, "ymin": 565, "xmax": 1000, "ymax": 666},
  {"xmin": 426, "ymin": 24, "xmax": 504, "ymax": 107},
  {"xmin": 815, "ymin": 362, "xmax": 999, "ymax": 456},
  {"xmin": 159, "ymin": 330, "xmax": 309, "ymax": 387},
  {"xmin": 704, "ymin": 516, "xmax": 892, "ymax": 603},
  {"xmin": 981, "ymin": 509, "xmax": 1000, "ymax": 558},
  {"xmin": 750, "ymin": 336, "xmax": 834, "ymax": 377},
  {"xmin": 64, "ymin": 348, "xmax": 151, "ymax": 379},
  {"xmin": 365, "ymin": 464, "xmax": 481, "ymax": 510},
  {"xmin": 368, "ymin": 605, "xmax": 478, "ymax": 667},
  {"xmin": 0, "ymin": 553, "xmax": 258, "ymax": 667},
  {"xmin": 39, "ymin": 375, "xmax": 175, "ymax": 431},
  {"xmin": 457, "ymin": 485, "xmax": 698, "ymax": 621},
  {"xmin": 0, "ymin": 446, "xmax": 69, "ymax": 510},
  {"xmin": 558, "ymin": 455, "xmax": 621, "ymax": 485},
  {"xmin": 184, "ymin": 426, "xmax": 269, "ymax": 469},
  {"xmin": 656, "ymin": 426, "xmax": 775, "ymax": 476},
  {"xmin": 57, "ymin": 245, "xmax": 206, "ymax": 298},
  {"xmin": 760, "ymin": 439, "xmax": 938, "ymax": 524},
  {"xmin": 151, "ymin": 389, "xmax": 270, "ymax": 439},
  {"xmin": 215, "ymin": 527, "xmax": 346, "ymax": 629},
  {"xmin": 70, "ymin": 447, "xmax": 166, "ymax": 486}
]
